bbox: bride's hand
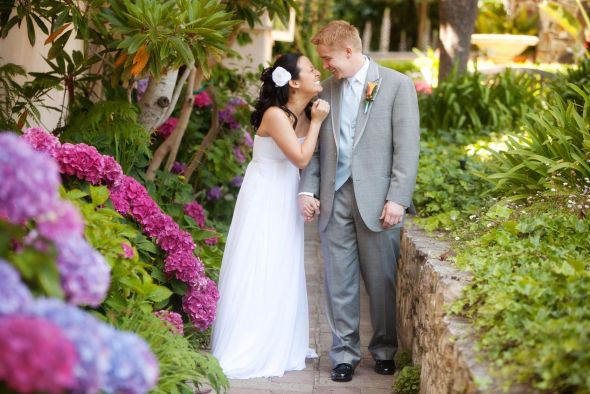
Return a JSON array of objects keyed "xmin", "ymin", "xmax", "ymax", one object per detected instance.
[{"xmin": 311, "ymin": 99, "xmax": 330, "ymax": 123}]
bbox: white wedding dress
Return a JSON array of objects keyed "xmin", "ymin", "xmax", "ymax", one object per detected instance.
[{"xmin": 211, "ymin": 135, "xmax": 315, "ymax": 379}]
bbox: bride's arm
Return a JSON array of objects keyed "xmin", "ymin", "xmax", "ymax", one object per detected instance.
[{"xmin": 259, "ymin": 102, "xmax": 329, "ymax": 169}]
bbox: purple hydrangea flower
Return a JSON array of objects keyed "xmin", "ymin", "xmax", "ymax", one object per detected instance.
[
  {"xmin": 228, "ymin": 97, "xmax": 246, "ymax": 107},
  {"xmin": 103, "ymin": 331, "xmax": 159, "ymax": 394},
  {"xmin": 31, "ymin": 298, "xmax": 113, "ymax": 393},
  {"xmin": 0, "ymin": 132, "xmax": 61, "ymax": 223},
  {"xmin": 37, "ymin": 200, "xmax": 84, "ymax": 242},
  {"xmin": 135, "ymin": 78, "xmax": 149, "ymax": 101},
  {"xmin": 230, "ymin": 175, "xmax": 243, "ymax": 188},
  {"xmin": 0, "ymin": 314, "xmax": 78, "ymax": 394},
  {"xmin": 171, "ymin": 161, "xmax": 186, "ymax": 175},
  {"xmin": 219, "ymin": 108, "xmax": 240, "ymax": 129},
  {"xmin": 56, "ymin": 236, "xmax": 111, "ymax": 307},
  {"xmin": 243, "ymin": 131, "xmax": 254, "ymax": 147},
  {"xmin": 233, "ymin": 146, "xmax": 246, "ymax": 163},
  {"xmin": 0, "ymin": 260, "xmax": 33, "ymax": 316},
  {"xmin": 207, "ymin": 186, "xmax": 222, "ymax": 201}
]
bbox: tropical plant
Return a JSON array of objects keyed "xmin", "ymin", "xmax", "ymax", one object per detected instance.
[
  {"xmin": 419, "ymin": 69, "xmax": 543, "ymax": 133},
  {"xmin": 487, "ymin": 85, "xmax": 590, "ymax": 198},
  {"xmin": 0, "ymin": 62, "xmax": 43, "ymax": 130},
  {"xmin": 550, "ymin": 56, "xmax": 590, "ymax": 109}
]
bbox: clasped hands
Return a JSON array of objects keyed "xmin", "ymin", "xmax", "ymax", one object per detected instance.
[{"xmin": 298, "ymin": 195, "xmax": 404, "ymax": 229}]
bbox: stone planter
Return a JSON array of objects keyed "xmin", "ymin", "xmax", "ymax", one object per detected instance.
[
  {"xmin": 471, "ymin": 33, "xmax": 540, "ymax": 63},
  {"xmin": 397, "ymin": 221, "xmax": 539, "ymax": 393}
]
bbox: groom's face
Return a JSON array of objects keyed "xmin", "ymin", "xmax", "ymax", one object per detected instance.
[{"xmin": 316, "ymin": 44, "xmax": 353, "ymax": 80}]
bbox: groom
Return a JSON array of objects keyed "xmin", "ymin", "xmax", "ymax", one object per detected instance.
[{"xmin": 298, "ymin": 20, "xmax": 420, "ymax": 382}]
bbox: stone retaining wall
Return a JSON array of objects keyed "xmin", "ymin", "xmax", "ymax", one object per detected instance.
[{"xmin": 397, "ymin": 221, "xmax": 537, "ymax": 394}]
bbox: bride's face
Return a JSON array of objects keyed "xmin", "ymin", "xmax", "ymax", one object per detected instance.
[{"xmin": 294, "ymin": 56, "xmax": 322, "ymax": 95}]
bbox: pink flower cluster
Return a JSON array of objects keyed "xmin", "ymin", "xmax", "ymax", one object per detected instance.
[
  {"xmin": 58, "ymin": 143, "xmax": 123, "ymax": 185},
  {"xmin": 157, "ymin": 117, "xmax": 178, "ymax": 139},
  {"xmin": 21, "ymin": 128, "xmax": 219, "ymax": 330},
  {"xmin": 414, "ymin": 80, "xmax": 432, "ymax": 95},
  {"xmin": 184, "ymin": 201, "xmax": 206, "ymax": 228},
  {"xmin": 154, "ymin": 310, "xmax": 184, "ymax": 335},
  {"xmin": 0, "ymin": 315, "xmax": 78, "ymax": 394},
  {"xmin": 182, "ymin": 277, "xmax": 219, "ymax": 331},
  {"xmin": 194, "ymin": 91, "xmax": 212, "ymax": 108}
]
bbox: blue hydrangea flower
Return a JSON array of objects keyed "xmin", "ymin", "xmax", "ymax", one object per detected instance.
[
  {"xmin": 55, "ymin": 236, "xmax": 111, "ymax": 307},
  {"xmin": 103, "ymin": 331, "xmax": 159, "ymax": 394},
  {"xmin": 31, "ymin": 298, "xmax": 112, "ymax": 393},
  {"xmin": 0, "ymin": 260, "xmax": 33, "ymax": 315},
  {"xmin": 0, "ymin": 133, "xmax": 60, "ymax": 223}
]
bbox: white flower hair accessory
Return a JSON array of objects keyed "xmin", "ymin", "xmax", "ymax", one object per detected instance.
[{"xmin": 272, "ymin": 66, "xmax": 291, "ymax": 87}]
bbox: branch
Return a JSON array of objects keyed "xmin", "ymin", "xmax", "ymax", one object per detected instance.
[{"xmin": 183, "ymin": 96, "xmax": 220, "ymax": 183}]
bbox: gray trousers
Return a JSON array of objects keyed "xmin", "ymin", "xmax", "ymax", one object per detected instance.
[{"xmin": 320, "ymin": 178, "xmax": 400, "ymax": 368}]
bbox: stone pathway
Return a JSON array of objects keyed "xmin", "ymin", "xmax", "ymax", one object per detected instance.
[{"xmin": 225, "ymin": 223, "xmax": 395, "ymax": 394}]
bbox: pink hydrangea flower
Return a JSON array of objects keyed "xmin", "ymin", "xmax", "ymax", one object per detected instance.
[
  {"xmin": 157, "ymin": 117, "xmax": 178, "ymax": 139},
  {"xmin": 184, "ymin": 201, "xmax": 206, "ymax": 228},
  {"xmin": 193, "ymin": 91, "xmax": 212, "ymax": 108},
  {"xmin": 182, "ymin": 277, "xmax": 219, "ymax": 331},
  {"xmin": 57, "ymin": 143, "xmax": 105, "ymax": 185},
  {"xmin": 154, "ymin": 310, "xmax": 184, "ymax": 335},
  {"xmin": 164, "ymin": 251, "xmax": 204, "ymax": 285},
  {"xmin": 120, "ymin": 243, "xmax": 135, "ymax": 259},
  {"xmin": 0, "ymin": 315, "xmax": 78, "ymax": 394},
  {"xmin": 203, "ymin": 227, "xmax": 219, "ymax": 246},
  {"xmin": 22, "ymin": 127, "xmax": 61, "ymax": 158}
]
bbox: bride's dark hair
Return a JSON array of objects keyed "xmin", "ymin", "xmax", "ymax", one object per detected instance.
[{"xmin": 250, "ymin": 53, "xmax": 313, "ymax": 130}]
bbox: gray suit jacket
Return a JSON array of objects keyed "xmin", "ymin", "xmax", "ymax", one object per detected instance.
[{"xmin": 299, "ymin": 59, "xmax": 420, "ymax": 232}]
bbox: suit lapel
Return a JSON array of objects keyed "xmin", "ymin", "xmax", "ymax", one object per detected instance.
[
  {"xmin": 330, "ymin": 77, "xmax": 342, "ymax": 154},
  {"xmin": 353, "ymin": 60, "xmax": 381, "ymax": 149}
]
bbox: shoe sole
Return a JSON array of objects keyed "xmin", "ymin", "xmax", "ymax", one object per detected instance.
[
  {"xmin": 331, "ymin": 375, "xmax": 353, "ymax": 382},
  {"xmin": 374, "ymin": 369, "xmax": 395, "ymax": 375}
]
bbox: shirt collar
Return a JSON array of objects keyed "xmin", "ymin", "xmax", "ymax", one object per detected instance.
[{"xmin": 347, "ymin": 56, "xmax": 370, "ymax": 86}]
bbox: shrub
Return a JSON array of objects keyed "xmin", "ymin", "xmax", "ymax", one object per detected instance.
[
  {"xmin": 394, "ymin": 350, "xmax": 413, "ymax": 370},
  {"xmin": 393, "ymin": 365, "xmax": 421, "ymax": 394},
  {"xmin": 451, "ymin": 202, "xmax": 590, "ymax": 392}
]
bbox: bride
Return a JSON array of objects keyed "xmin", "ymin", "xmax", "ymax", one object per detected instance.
[{"xmin": 211, "ymin": 53, "xmax": 330, "ymax": 379}]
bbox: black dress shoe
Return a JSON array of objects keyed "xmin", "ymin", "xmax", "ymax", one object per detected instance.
[
  {"xmin": 374, "ymin": 359, "xmax": 396, "ymax": 375},
  {"xmin": 331, "ymin": 363, "xmax": 354, "ymax": 382}
]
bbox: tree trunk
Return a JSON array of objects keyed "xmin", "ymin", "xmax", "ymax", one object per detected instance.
[
  {"xmin": 379, "ymin": 7, "xmax": 391, "ymax": 52},
  {"xmin": 146, "ymin": 68, "xmax": 199, "ymax": 180},
  {"xmin": 363, "ymin": 20, "xmax": 372, "ymax": 53},
  {"xmin": 438, "ymin": 0, "xmax": 478, "ymax": 80},
  {"xmin": 417, "ymin": 1, "xmax": 430, "ymax": 50},
  {"xmin": 137, "ymin": 70, "xmax": 178, "ymax": 133}
]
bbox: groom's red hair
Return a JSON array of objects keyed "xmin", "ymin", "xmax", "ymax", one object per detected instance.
[{"xmin": 311, "ymin": 20, "xmax": 362, "ymax": 52}]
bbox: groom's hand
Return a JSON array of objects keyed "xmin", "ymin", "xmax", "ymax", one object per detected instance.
[
  {"xmin": 380, "ymin": 201, "xmax": 404, "ymax": 229},
  {"xmin": 298, "ymin": 195, "xmax": 320, "ymax": 222}
]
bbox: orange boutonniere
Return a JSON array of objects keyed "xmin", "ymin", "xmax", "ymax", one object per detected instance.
[{"xmin": 364, "ymin": 81, "xmax": 379, "ymax": 114}]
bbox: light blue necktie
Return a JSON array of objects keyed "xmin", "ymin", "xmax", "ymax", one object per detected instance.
[{"xmin": 335, "ymin": 78, "xmax": 359, "ymax": 191}]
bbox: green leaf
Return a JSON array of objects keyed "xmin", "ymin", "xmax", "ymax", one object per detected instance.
[{"xmin": 90, "ymin": 186, "xmax": 110, "ymax": 206}]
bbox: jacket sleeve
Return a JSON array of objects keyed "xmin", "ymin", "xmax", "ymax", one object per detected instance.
[{"xmin": 386, "ymin": 76, "xmax": 420, "ymax": 207}]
